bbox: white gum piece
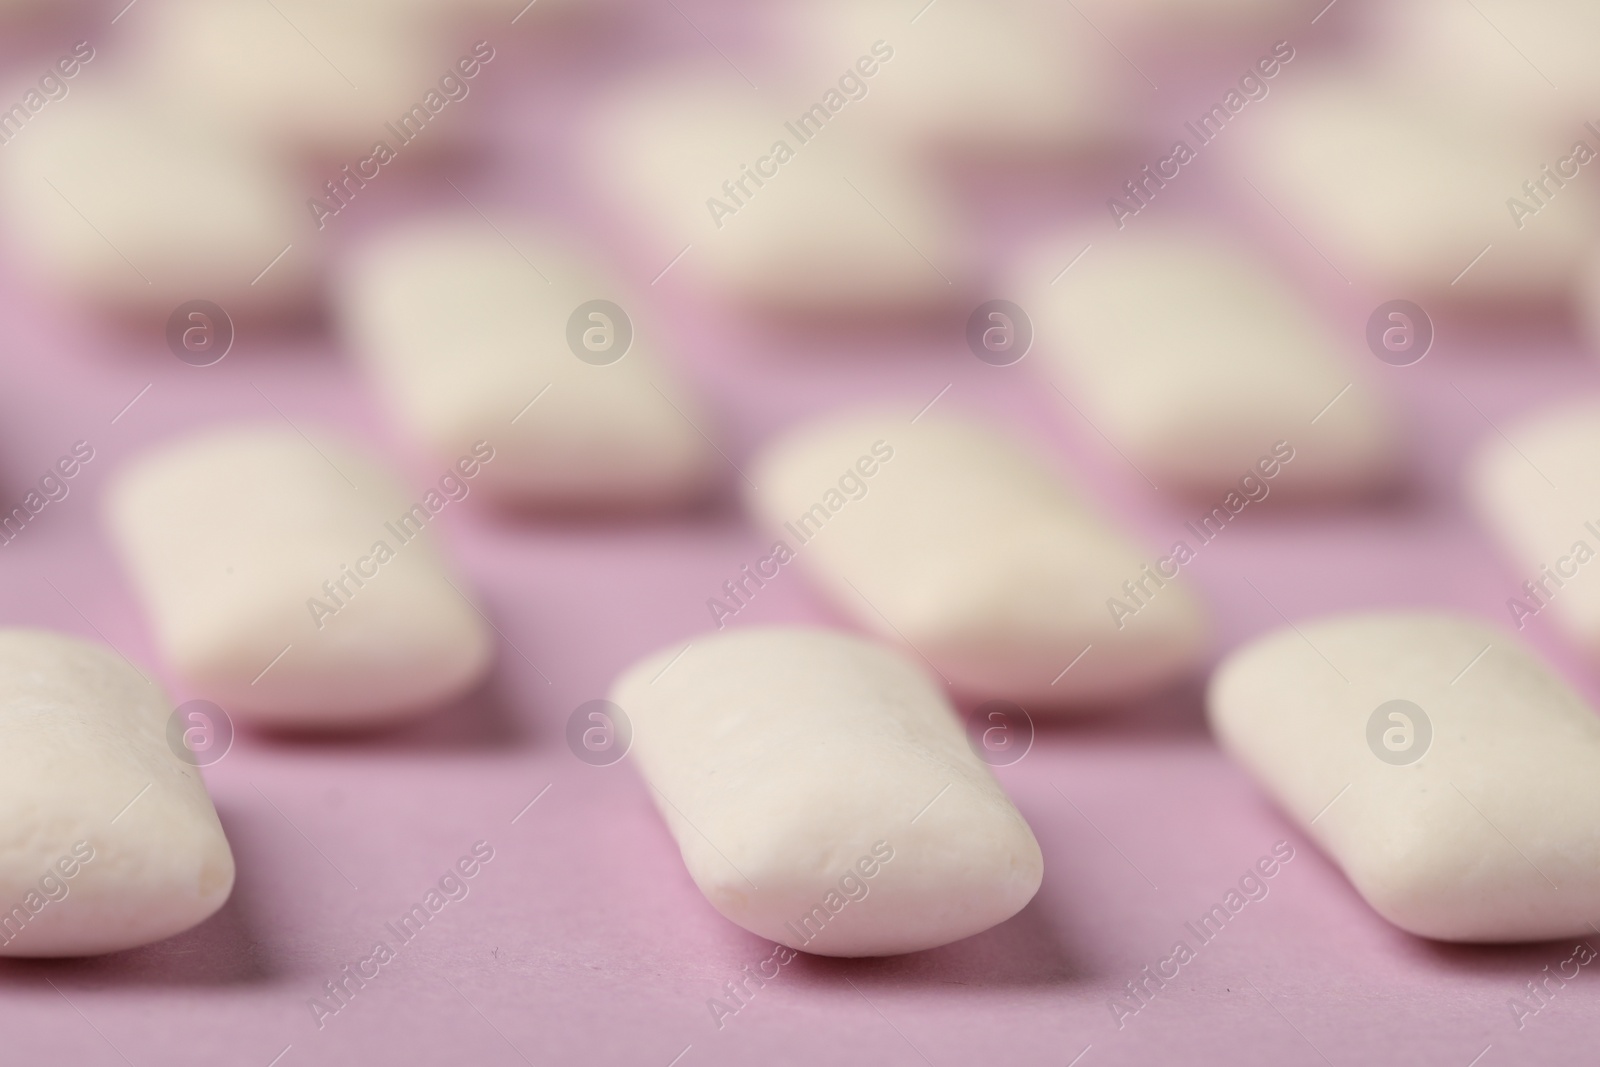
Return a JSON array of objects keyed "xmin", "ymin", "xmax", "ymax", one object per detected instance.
[
  {"xmin": 0, "ymin": 630, "xmax": 234, "ymax": 957},
  {"xmin": 1365, "ymin": 0, "xmax": 1600, "ymax": 132},
  {"xmin": 126, "ymin": 0, "xmax": 467, "ymax": 159},
  {"xmin": 1468, "ymin": 400, "xmax": 1600, "ymax": 652},
  {"xmin": 107, "ymin": 425, "xmax": 493, "ymax": 728},
  {"xmin": 1231, "ymin": 74, "xmax": 1600, "ymax": 302},
  {"xmin": 0, "ymin": 87, "xmax": 315, "ymax": 315},
  {"xmin": 588, "ymin": 73, "xmax": 967, "ymax": 318},
  {"xmin": 776, "ymin": 0, "xmax": 1127, "ymax": 159},
  {"xmin": 338, "ymin": 217, "xmax": 717, "ymax": 510},
  {"xmin": 1209, "ymin": 611, "xmax": 1600, "ymax": 942},
  {"xmin": 745, "ymin": 410, "xmax": 1208, "ymax": 706},
  {"xmin": 1018, "ymin": 226, "xmax": 1397, "ymax": 497},
  {"xmin": 610, "ymin": 626, "xmax": 1043, "ymax": 957}
]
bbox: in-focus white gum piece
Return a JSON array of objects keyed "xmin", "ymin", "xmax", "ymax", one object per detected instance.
[
  {"xmin": 108, "ymin": 425, "xmax": 493, "ymax": 729},
  {"xmin": 0, "ymin": 630, "xmax": 234, "ymax": 957},
  {"xmin": 588, "ymin": 72, "xmax": 967, "ymax": 319},
  {"xmin": 1209, "ymin": 611, "xmax": 1600, "ymax": 942},
  {"xmin": 1230, "ymin": 74, "xmax": 1600, "ymax": 303},
  {"xmin": 776, "ymin": 0, "xmax": 1126, "ymax": 160},
  {"xmin": 0, "ymin": 87, "xmax": 314, "ymax": 316},
  {"xmin": 1468, "ymin": 400, "xmax": 1600, "ymax": 652},
  {"xmin": 1017, "ymin": 226, "xmax": 1397, "ymax": 498},
  {"xmin": 338, "ymin": 217, "xmax": 716, "ymax": 510},
  {"xmin": 610, "ymin": 627, "xmax": 1043, "ymax": 957},
  {"xmin": 746, "ymin": 411, "xmax": 1208, "ymax": 706}
]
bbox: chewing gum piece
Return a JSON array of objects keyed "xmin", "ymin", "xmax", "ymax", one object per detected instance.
[
  {"xmin": 1366, "ymin": 0, "xmax": 1600, "ymax": 132},
  {"xmin": 339, "ymin": 217, "xmax": 716, "ymax": 509},
  {"xmin": 0, "ymin": 89, "xmax": 313, "ymax": 315},
  {"xmin": 611, "ymin": 626, "xmax": 1043, "ymax": 957},
  {"xmin": 129, "ymin": 0, "xmax": 462, "ymax": 158},
  {"xmin": 1210, "ymin": 611, "xmax": 1600, "ymax": 942},
  {"xmin": 746, "ymin": 411, "xmax": 1208, "ymax": 705},
  {"xmin": 1468, "ymin": 400, "xmax": 1600, "ymax": 652},
  {"xmin": 589, "ymin": 73, "xmax": 966, "ymax": 318},
  {"xmin": 1233, "ymin": 75, "xmax": 1600, "ymax": 301},
  {"xmin": 778, "ymin": 0, "xmax": 1125, "ymax": 158},
  {"xmin": 1020, "ymin": 226, "xmax": 1396, "ymax": 497},
  {"xmin": 0, "ymin": 629, "xmax": 235, "ymax": 957},
  {"xmin": 108, "ymin": 425, "xmax": 492, "ymax": 728}
]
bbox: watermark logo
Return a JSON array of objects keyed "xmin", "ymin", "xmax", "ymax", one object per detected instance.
[
  {"xmin": 308, "ymin": 43, "xmax": 496, "ymax": 230},
  {"xmin": 1108, "ymin": 41, "xmax": 1295, "ymax": 228},
  {"xmin": 708, "ymin": 440, "xmax": 894, "ymax": 629},
  {"xmin": 1506, "ymin": 525, "xmax": 1600, "ymax": 630},
  {"xmin": 1366, "ymin": 699, "xmax": 1431, "ymax": 765},
  {"xmin": 966, "ymin": 300, "xmax": 1032, "ymax": 366},
  {"xmin": 0, "ymin": 841, "xmax": 96, "ymax": 948},
  {"xmin": 166, "ymin": 700, "xmax": 234, "ymax": 767},
  {"xmin": 309, "ymin": 840, "xmax": 495, "ymax": 1029},
  {"xmin": 1365, "ymin": 300, "xmax": 1432, "ymax": 367},
  {"xmin": 0, "ymin": 440, "xmax": 95, "ymax": 550},
  {"xmin": 704, "ymin": 41, "xmax": 895, "ymax": 231},
  {"xmin": 964, "ymin": 700, "xmax": 1033, "ymax": 766},
  {"xmin": 0, "ymin": 41, "xmax": 96, "ymax": 150},
  {"xmin": 705, "ymin": 943, "xmax": 798, "ymax": 1030},
  {"xmin": 1507, "ymin": 123, "xmax": 1600, "ymax": 231},
  {"xmin": 306, "ymin": 443, "xmax": 495, "ymax": 631},
  {"xmin": 1510, "ymin": 941, "xmax": 1597, "ymax": 1029},
  {"xmin": 566, "ymin": 300, "xmax": 632, "ymax": 366},
  {"xmin": 1109, "ymin": 441, "xmax": 1294, "ymax": 630},
  {"xmin": 166, "ymin": 300, "xmax": 233, "ymax": 366},
  {"xmin": 567, "ymin": 699, "xmax": 631, "ymax": 766},
  {"xmin": 777, "ymin": 840, "xmax": 894, "ymax": 951},
  {"xmin": 1109, "ymin": 841, "xmax": 1296, "ymax": 1030}
]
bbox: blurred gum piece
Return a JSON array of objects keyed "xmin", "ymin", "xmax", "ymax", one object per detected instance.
[
  {"xmin": 126, "ymin": 0, "xmax": 470, "ymax": 160},
  {"xmin": 338, "ymin": 217, "xmax": 717, "ymax": 511},
  {"xmin": 0, "ymin": 629, "xmax": 235, "ymax": 957},
  {"xmin": 745, "ymin": 410, "xmax": 1208, "ymax": 706},
  {"xmin": 108, "ymin": 425, "xmax": 493, "ymax": 730},
  {"xmin": 588, "ymin": 73, "xmax": 968, "ymax": 320},
  {"xmin": 610, "ymin": 626, "xmax": 1043, "ymax": 957},
  {"xmin": 1071, "ymin": 0, "xmax": 1297, "ymax": 39},
  {"xmin": 1232, "ymin": 74, "xmax": 1600, "ymax": 304},
  {"xmin": 775, "ymin": 0, "xmax": 1127, "ymax": 162},
  {"xmin": 1468, "ymin": 400, "xmax": 1600, "ymax": 651},
  {"xmin": 1365, "ymin": 0, "xmax": 1600, "ymax": 133},
  {"xmin": 1209, "ymin": 611, "xmax": 1600, "ymax": 942},
  {"xmin": 1018, "ymin": 227, "xmax": 1397, "ymax": 498},
  {"xmin": 0, "ymin": 87, "xmax": 315, "ymax": 317}
]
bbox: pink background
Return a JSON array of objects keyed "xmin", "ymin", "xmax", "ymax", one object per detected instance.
[{"xmin": 3, "ymin": 1, "xmax": 1600, "ymax": 1064}]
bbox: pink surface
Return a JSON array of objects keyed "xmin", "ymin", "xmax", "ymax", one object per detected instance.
[{"xmin": 3, "ymin": 2, "xmax": 1600, "ymax": 1065}]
